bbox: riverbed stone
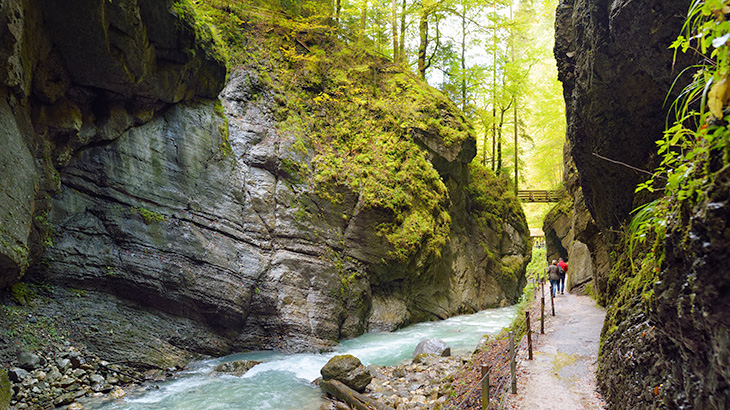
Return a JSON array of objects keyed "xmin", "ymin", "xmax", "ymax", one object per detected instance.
[
  {"xmin": 18, "ymin": 352, "xmax": 41, "ymax": 370},
  {"xmin": 412, "ymin": 339, "xmax": 451, "ymax": 357},
  {"xmin": 56, "ymin": 358, "xmax": 71, "ymax": 372},
  {"xmin": 213, "ymin": 360, "xmax": 262, "ymax": 376},
  {"xmin": 54, "ymin": 391, "xmax": 75, "ymax": 406},
  {"xmin": 8, "ymin": 368, "xmax": 28, "ymax": 383},
  {"xmin": 320, "ymin": 355, "xmax": 372, "ymax": 393}
]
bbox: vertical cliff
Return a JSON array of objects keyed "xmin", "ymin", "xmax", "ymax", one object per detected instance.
[
  {"xmin": 552, "ymin": 0, "xmax": 730, "ymax": 408},
  {"xmin": 0, "ymin": 0, "xmax": 226, "ymax": 291}
]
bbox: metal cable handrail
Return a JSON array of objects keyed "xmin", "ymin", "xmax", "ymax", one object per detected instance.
[{"xmin": 447, "ymin": 287, "xmax": 549, "ymax": 409}]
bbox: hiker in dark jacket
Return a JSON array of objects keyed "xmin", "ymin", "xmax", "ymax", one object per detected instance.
[
  {"xmin": 547, "ymin": 260, "xmax": 561, "ymax": 297},
  {"xmin": 557, "ymin": 258, "xmax": 568, "ymax": 295}
]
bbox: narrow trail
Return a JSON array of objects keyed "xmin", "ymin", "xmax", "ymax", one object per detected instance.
[{"xmin": 504, "ymin": 292, "xmax": 607, "ymax": 409}]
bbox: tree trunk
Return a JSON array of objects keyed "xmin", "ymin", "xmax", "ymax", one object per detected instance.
[
  {"xmin": 497, "ymin": 101, "xmax": 512, "ymax": 174},
  {"xmin": 320, "ymin": 379, "xmax": 395, "ymax": 410},
  {"xmin": 491, "ymin": 0, "xmax": 497, "ymax": 171},
  {"xmin": 418, "ymin": 7, "xmax": 429, "ymax": 79},
  {"xmin": 392, "ymin": 0, "xmax": 399, "ymax": 61},
  {"xmin": 482, "ymin": 122, "xmax": 489, "ymax": 165},
  {"xmin": 336, "ymin": 0, "xmax": 342, "ymax": 26},
  {"xmin": 497, "ymin": 110, "xmax": 504, "ymax": 173},
  {"xmin": 359, "ymin": 2, "xmax": 367, "ymax": 45},
  {"xmin": 491, "ymin": 105, "xmax": 496, "ymax": 171},
  {"xmin": 461, "ymin": 2, "xmax": 467, "ymax": 112},
  {"xmin": 399, "ymin": 0, "xmax": 407, "ymax": 63},
  {"xmin": 513, "ymin": 98, "xmax": 518, "ymax": 193}
]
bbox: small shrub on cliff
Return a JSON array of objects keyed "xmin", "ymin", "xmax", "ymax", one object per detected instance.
[{"xmin": 130, "ymin": 207, "xmax": 167, "ymax": 225}]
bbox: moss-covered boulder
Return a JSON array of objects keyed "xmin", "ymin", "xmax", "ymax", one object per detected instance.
[
  {"xmin": 320, "ymin": 355, "xmax": 372, "ymax": 393},
  {"xmin": 0, "ymin": 369, "xmax": 9, "ymax": 410}
]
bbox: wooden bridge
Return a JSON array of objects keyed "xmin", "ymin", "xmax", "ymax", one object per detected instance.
[{"xmin": 517, "ymin": 190, "xmax": 564, "ymax": 203}]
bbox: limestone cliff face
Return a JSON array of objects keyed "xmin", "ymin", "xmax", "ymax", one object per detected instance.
[
  {"xmin": 553, "ymin": 0, "xmax": 730, "ymax": 407},
  {"xmin": 555, "ymin": 0, "xmax": 690, "ymax": 231},
  {"xmin": 0, "ymin": 1, "xmax": 529, "ymax": 368}
]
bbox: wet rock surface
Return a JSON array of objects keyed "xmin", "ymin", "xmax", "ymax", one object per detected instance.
[
  {"xmin": 554, "ymin": 0, "xmax": 730, "ymax": 408},
  {"xmin": 599, "ymin": 167, "xmax": 730, "ymax": 409},
  {"xmin": 2, "ymin": 0, "xmax": 529, "ymax": 393},
  {"xmin": 213, "ymin": 360, "xmax": 261, "ymax": 377},
  {"xmin": 555, "ymin": 0, "xmax": 691, "ymax": 231},
  {"xmin": 0, "ymin": 0, "xmax": 226, "ymax": 289},
  {"xmin": 412, "ymin": 339, "xmax": 451, "ymax": 357}
]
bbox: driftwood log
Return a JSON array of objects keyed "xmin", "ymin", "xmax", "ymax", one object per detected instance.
[{"xmin": 319, "ymin": 379, "xmax": 395, "ymax": 410}]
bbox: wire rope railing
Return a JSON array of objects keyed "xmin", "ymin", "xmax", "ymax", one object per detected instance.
[{"xmin": 445, "ymin": 280, "xmax": 552, "ymax": 409}]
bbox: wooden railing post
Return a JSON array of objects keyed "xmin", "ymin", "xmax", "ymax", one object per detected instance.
[
  {"xmin": 540, "ymin": 281, "xmax": 545, "ymax": 334},
  {"xmin": 509, "ymin": 331, "xmax": 516, "ymax": 394},
  {"xmin": 550, "ymin": 284, "xmax": 555, "ymax": 316},
  {"xmin": 481, "ymin": 364, "xmax": 490, "ymax": 409},
  {"xmin": 526, "ymin": 312, "xmax": 533, "ymax": 360}
]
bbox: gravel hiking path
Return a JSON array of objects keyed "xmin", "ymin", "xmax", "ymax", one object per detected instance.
[{"xmin": 504, "ymin": 292, "xmax": 607, "ymax": 409}]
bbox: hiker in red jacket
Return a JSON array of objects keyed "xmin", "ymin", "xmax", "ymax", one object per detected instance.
[{"xmin": 557, "ymin": 258, "xmax": 568, "ymax": 295}]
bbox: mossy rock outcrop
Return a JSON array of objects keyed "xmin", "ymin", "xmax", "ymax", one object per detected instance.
[{"xmin": 1, "ymin": 0, "xmax": 530, "ymax": 371}]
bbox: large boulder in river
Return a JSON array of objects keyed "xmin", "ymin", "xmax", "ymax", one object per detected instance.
[
  {"xmin": 320, "ymin": 355, "xmax": 372, "ymax": 393},
  {"xmin": 412, "ymin": 339, "xmax": 451, "ymax": 357}
]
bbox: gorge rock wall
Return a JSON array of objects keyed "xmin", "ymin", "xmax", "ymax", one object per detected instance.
[
  {"xmin": 0, "ymin": 0, "xmax": 530, "ymax": 369},
  {"xmin": 542, "ymin": 144, "xmax": 606, "ymax": 295},
  {"xmin": 554, "ymin": 0, "xmax": 730, "ymax": 407},
  {"xmin": 0, "ymin": 0, "xmax": 225, "ymax": 291}
]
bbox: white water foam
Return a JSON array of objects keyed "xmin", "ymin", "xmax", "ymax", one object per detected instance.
[{"xmin": 95, "ymin": 305, "xmax": 518, "ymax": 409}]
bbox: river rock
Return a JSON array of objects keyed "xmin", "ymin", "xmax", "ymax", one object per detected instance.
[
  {"xmin": 56, "ymin": 358, "xmax": 71, "ymax": 372},
  {"xmin": 8, "ymin": 368, "xmax": 29, "ymax": 383},
  {"xmin": 46, "ymin": 367, "xmax": 62, "ymax": 382},
  {"xmin": 412, "ymin": 339, "xmax": 451, "ymax": 357},
  {"xmin": 18, "ymin": 352, "xmax": 42, "ymax": 370},
  {"xmin": 68, "ymin": 352, "xmax": 84, "ymax": 369},
  {"xmin": 320, "ymin": 355, "xmax": 372, "ymax": 393},
  {"xmin": 213, "ymin": 360, "xmax": 262, "ymax": 376}
]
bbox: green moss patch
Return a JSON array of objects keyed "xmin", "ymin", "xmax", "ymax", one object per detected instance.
[{"xmin": 466, "ymin": 161, "xmax": 526, "ymax": 236}]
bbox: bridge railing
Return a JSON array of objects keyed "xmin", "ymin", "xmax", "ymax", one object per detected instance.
[{"xmin": 517, "ymin": 190, "xmax": 564, "ymax": 203}]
